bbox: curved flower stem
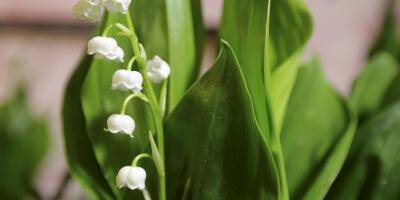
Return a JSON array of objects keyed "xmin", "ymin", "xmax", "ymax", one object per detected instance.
[
  {"xmin": 124, "ymin": 11, "xmax": 166, "ymax": 200},
  {"xmin": 131, "ymin": 153, "xmax": 152, "ymax": 166},
  {"xmin": 127, "ymin": 56, "xmax": 137, "ymax": 70},
  {"xmin": 120, "ymin": 93, "xmax": 149, "ymax": 115},
  {"xmin": 102, "ymin": 24, "xmax": 114, "ymax": 37}
]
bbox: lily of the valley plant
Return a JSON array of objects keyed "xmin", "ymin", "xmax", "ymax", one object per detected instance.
[
  {"xmin": 64, "ymin": 0, "xmax": 400, "ymax": 199},
  {"xmin": 74, "ymin": 0, "xmax": 171, "ymax": 199}
]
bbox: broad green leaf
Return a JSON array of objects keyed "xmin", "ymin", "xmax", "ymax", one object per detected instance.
[
  {"xmin": 350, "ymin": 52, "xmax": 399, "ymax": 121},
  {"xmin": 220, "ymin": 0, "xmax": 272, "ymax": 140},
  {"xmin": 164, "ymin": 41, "xmax": 280, "ymax": 200},
  {"xmin": 220, "ymin": 0, "xmax": 313, "ymax": 138},
  {"xmin": 220, "ymin": 0, "xmax": 312, "ymax": 197},
  {"xmin": 327, "ymin": 100, "xmax": 400, "ymax": 199},
  {"xmin": 0, "ymin": 88, "xmax": 49, "ymax": 199},
  {"xmin": 63, "ymin": 54, "xmax": 115, "ymax": 199},
  {"xmin": 135, "ymin": 0, "xmax": 202, "ymax": 114},
  {"xmin": 281, "ymin": 59, "xmax": 356, "ymax": 199},
  {"xmin": 165, "ymin": 0, "xmax": 198, "ymax": 113}
]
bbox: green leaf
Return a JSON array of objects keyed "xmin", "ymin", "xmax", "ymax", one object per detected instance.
[
  {"xmin": 219, "ymin": 0, "xmax": 272, "ymax": 140},
  {"xmin": 220, "ymin": 0, "xmax": 312, "ymax": 197},
  {"xmin": 164, "ymin": 41, "xmax": 280, "ymax": 200},
  {"xmin": 63, "ymin": 54, "xmax": 115, "ymax": 199},
  {"xmin": 220, "ymin": 0, "xmax": 313, "ymax": 137},
  {"xmin": 350, "ymin": 52, "xmax": 399, "ymax": 121},
  {"xmin": 281, "ymin": 59, "xmax": 356, "ymax": 199},
  {"xmin": 134, "ymin": 0, "xmax": 200, "ymax": 113},
  {"xmin": 265, "ymin": 0, "xmax": 313, "ymax": 135},
  {"xmin": 0, "ymin": 88, "xmax": 49, "ymax": 199},
  {"xmin": 190, "ymin": 0, "xmax": 206, "ymax": 73},
  {"xmin": 367, "ymin": 0, "xmax": 400, "ymax": 110},
  {"xmin": 327, "ymin": 100, "xmax": 400, "ymax": 199}
]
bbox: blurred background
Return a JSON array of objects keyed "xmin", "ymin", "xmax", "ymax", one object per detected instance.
[{"xmin": 0, "ymin": 0, "xmax": 397, "ymax": 199}]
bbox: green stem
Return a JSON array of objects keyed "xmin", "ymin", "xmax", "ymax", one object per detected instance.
[
  {"xmin": 132, "ymin": 153, "xmax": 152, "ymax": 166},
  {"xmin": 120, "ymin": 93, "xmax": 149, "ymax": 115},
  {"xmin": 125, "ymin": 12, "xmax": 166, "ymax": 200},
  {"xmin": 102, "ymin": 24, "xmax": 114, "ymax": 37},
  {"xmin": 274, "ymin": 142, "xmax": 289, "ymax": 200},
  {"xmin": 142, "ymin": 188, "xmax": 152, "ymax": 200},
  {"xmin": 159, "ymin": 80, "xmax": 168, "ymax": 117},
  {"xmin": 127, "ymin": 56, "xmax": 137, "ymax": 70}
]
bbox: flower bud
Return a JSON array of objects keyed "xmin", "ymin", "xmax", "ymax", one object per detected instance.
[
  {"xmin": 106, "ymin": 0, "xmax": 131, "ymax": 13},
  {"xmin": 106, "ymin": 114, "xmax": 135, "ymax": 136},
  {"xmin": 116, "ymin": 166, "xmax": 146, "ymax": 190},
  {"xmin": 73, "ymin": 0, "xmax": 104, "ymax": 23},
  {"xmin": 112, "ymin": 70, "xmax": 143, "ymax": 92},
  {"xmin": 87, "ymin": 36, "xmax": 124, "ymax": 62},
  {"xmin": 146, "ymin": 56, "xmax": 171, "ymax": 83}
]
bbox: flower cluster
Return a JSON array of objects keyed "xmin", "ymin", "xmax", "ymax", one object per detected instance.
[
  {"xmin": 73, "ymin": 0, "xmax": 131, "ymax": 22},
  {"xmin": 75, "ymin": 0, "xmax": 171, "ymax": 195}
]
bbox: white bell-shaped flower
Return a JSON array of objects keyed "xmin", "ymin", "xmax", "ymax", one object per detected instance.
[
  {"xmin": 106, "ymin": 0, "xmax": 131, "ymax": 13},
  {"xmin": 146, "ymin": 56, "xmax": 171, "ymax": 83},
  {"xmin": 116, "ymin": 166, "xmax": 146, "ymax": 190},
  {"xmin": 106, "ymin": 114, "xmax": 135, "ymax": 136},
  {"xmin": 112, "ymin": 70, "xmax": 143, "ymax": 92},
  {"xmin": 73, "ymin": 0, "xmax": 104, "ymax": 23},
  {"xmin": 87, "ymin": 36, "xmax": 124, "ymax": 62}
]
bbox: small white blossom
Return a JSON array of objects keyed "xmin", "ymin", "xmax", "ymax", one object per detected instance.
[
  {"xmin": 106, "ymin": 114, "xmax": 135, "ymax": 136},
  {"xmin": 112, "ymin": 70, "xmax": 143, "ymax": 92},
  {"xmin": 146, "ymin": 56, "xmax": 171, "ymax": 83},
  {"xmin": 116, "ymin": 166, "xmax": 146, "ymax": 190},
  {"xmin": 87, "ymin": 36, "xmax": 124, "ymax": 62},
  {"xmin": 106, "ymin": 0, "xmax": 131, "ymax": 13},
  {"xmin": 73, "ymin": 0, "xmax": 104, "ymax": 23}
]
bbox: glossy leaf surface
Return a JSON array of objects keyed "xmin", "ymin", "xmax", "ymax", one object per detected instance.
[{"xmin": 164, "ymin": 41, "xmax": 280, "ymax": 200}]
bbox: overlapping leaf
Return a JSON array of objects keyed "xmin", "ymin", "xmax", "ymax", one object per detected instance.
[
  {"xmin": 164, "ymin": 41, "xmax": 280, "ymax": 200},
  {"xmin": 368, "ymin": 0, "xmax": 400, "ymax": 110},
  {"xmin": 219, "ymin": 0, "xmax": 313, "ymax": 139},
  {"xmin": 219, "ymin": 0, "xmax": 312, "ymax": 197},
  {"xmin": 350, "ymin": 52, "xmax": 399, "ymax": 121},
  {"xmin": 281, "ymin": 59, "xmax": 356, "ymax": 199},
  {"xmin": 327, "ymin": 101, "xmax": 400, "ymax": 199},
  {"xmin": 327, "ymin": 1, "xmax": 400, "ymax": 198}
]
